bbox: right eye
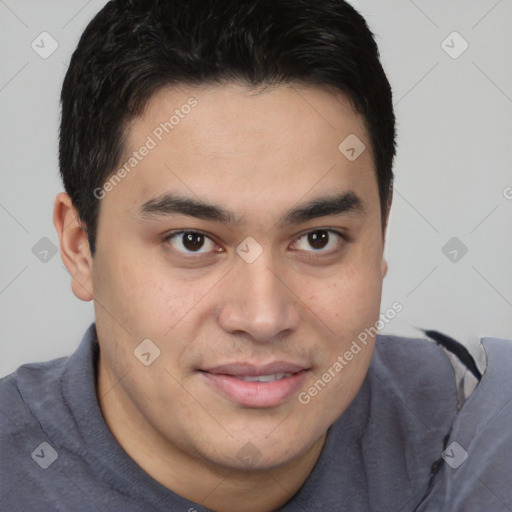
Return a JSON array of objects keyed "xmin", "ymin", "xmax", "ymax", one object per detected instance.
[{"xmin": 164, "ymin": 230, "xmax": 221, "ymax": 255}]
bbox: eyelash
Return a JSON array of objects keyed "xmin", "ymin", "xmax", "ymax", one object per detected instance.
[{"xmin": 163, "ymin": 229, "xmax": 347, "ymax": 257}]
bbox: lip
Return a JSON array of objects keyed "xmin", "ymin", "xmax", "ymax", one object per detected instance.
[
  {"xmin": 199, "ymin": 361, "xmax": 310, "ymax": 408},
  {"xmin": 203, "ymin": 361, "xmax": 307, "ymax": 377}
]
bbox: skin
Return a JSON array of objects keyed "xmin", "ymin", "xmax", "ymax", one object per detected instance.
[{"xmin": 54, "ymin": 83, "xmax": 390, "ymax": 512}]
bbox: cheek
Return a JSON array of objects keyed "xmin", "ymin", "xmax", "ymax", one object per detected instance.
[
  {"xmin": 309, "ymin": 260, "xmax": 383, "ymax": 327},
  {"xmin": 300, "ymin": 247, "xmax": 383, "ymax": 386},
  {"xmin": 91, "ymin": 248, "xmax": 171, "ymax": 336},
  {"xmin": 94, "ymin": 249, "xmax": 223, "ymax": 342},
  {"xmin": 298, "ymin": 266, "xmax": 382, "ymax": 431}
]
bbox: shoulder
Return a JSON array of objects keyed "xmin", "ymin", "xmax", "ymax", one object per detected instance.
[
  {"xmin": 0, "ymin": 323, "xmax": 98, "ymax": 441},
  {"xmin": 0, "ymin": 356, "xmax": 70, "ymax": 505},
  {"xmin": 417, "ymin": 336, "xmax": 512, "ymax": 510},
  {"xmin": 0, "ymin": 356, "xmax": 69, "ymax": 433},
  {"xmin": 373, "ymin": 332, "xmax": 452, "ymax": 366},
  {"xmin": 364, "ymin": 334, "xmax": 512, "ymax": 509},
  {"xmin": 480, "ymin": 335, "xmax": 512, "ymax": 368},
  {"xmin": 0, "ymin": 325, "xmax": 102, "ymax": 509},
  {"xmin": 371, "ymin": 332, "xmax": 458, "ymax": 394},
  {"xmin": 371, "ymin": 333, "xmax": 511, "ymax": 417},
  {"xmin": 367, "ymin": 333, "xmax": 459, "ymax": 440}
]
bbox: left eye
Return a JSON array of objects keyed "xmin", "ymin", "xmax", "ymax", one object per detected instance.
[
  {"xmin": 292, "ymin": 230, "xmax": 343, "ymax": 252},
  {"xmin": 166, "ymin": 231, "xmax": 218, "ymax": 254}
]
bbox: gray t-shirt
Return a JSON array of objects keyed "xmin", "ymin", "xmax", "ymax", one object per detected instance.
[{"xmin": 1, "ymin": 323, "xmax": 510, "ymax": 511}]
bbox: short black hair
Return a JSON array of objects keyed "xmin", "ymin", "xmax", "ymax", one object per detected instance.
[{"xmin": 59, "ymin": 0, "xmax": 396, "ymax": 254}]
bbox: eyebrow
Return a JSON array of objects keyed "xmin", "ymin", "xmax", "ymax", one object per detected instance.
[{"xmin": 137, "ymin": 191, "xmax": 366, "ymax": 227}]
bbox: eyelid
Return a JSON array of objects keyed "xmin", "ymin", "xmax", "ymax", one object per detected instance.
[
  {"xmin": 164, "ymin": 228, "xmax": 211, "ymax": 238},
  {"xmin": 293, "ymin": 227, "xmax": 348, "ymax": 240},
  {"xmin": 290, "ymin": 228, "xmax": 347, "ymax": 253},
  {"xmin": 163, "ymin": 227, "xmax": 347, "ymax": 257},
  {"xmin": 164, "ymin": 229, "xmax": 222, "ymax": 255}
]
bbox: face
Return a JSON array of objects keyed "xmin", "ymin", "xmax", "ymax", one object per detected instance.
[{"xmin": 86, "ymin": 83, "xmax": 387, "ymax": 472}]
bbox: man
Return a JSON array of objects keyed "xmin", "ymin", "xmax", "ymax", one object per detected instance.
[{"xmin": 1, "ymin": 0, "xmax": 510, "ymax": 510}]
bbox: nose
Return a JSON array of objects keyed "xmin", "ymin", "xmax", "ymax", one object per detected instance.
[{"xmin": 217, "ymin": 252, "xmax": 301, "ymax": 343}]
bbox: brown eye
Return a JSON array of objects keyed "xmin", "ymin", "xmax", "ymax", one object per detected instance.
[
  {"xmin": 292, "ymin": 229, "xmax": 343, "ymax": 253},
  {"xmin": 166, "ymin": 231, "xmax": 217, "ymax": 254},
  {"xmin": 182, "ymin": 232, "xmax": 205, "ymax": 251},
  {"xmin": 307, "ymin": 230, "xmax": 329, "ymax": 250}
]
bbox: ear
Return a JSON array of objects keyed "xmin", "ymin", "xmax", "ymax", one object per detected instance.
[
  {"xmin": 381, "ymin": 258, "xmax": 388, "ymax": 278},
  {"xmin": 53, "ymin": 192, "xmax": 94, "ymax": 301}
]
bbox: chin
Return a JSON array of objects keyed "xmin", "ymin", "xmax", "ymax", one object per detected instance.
[{"xmin": 199, "ymin": 429, "xmax": 320, "ymax": 472}]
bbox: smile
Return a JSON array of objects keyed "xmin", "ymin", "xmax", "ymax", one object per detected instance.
[
  {"xmin": 236, "ymin": 373, "xmax": 293, "ymax": 382},
  {"xmin": 199, "ymin": 362, "xmax": 309, "ymax": 408}
]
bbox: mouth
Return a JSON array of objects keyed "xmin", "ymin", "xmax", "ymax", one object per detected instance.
[
  {"xmin": 232, "ymin": 372, "xmax": 293, "ymax": 382},
  {"xmin": 199, "ymin": 362, "xmax": 310, "ymax": 408}
]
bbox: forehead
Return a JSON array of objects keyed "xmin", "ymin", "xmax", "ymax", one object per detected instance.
[
  {"xmin": 132, "ymin": 82, "xmax": 369, "ymax": 155},
  {"xmin": 106, "ymin": 82, "xmax": 378, "ymax": 220}
]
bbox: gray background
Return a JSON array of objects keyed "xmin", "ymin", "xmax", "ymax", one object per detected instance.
[{"xmin": 1, "ymin": 0, "xmax": 511, "ymax": 377}]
